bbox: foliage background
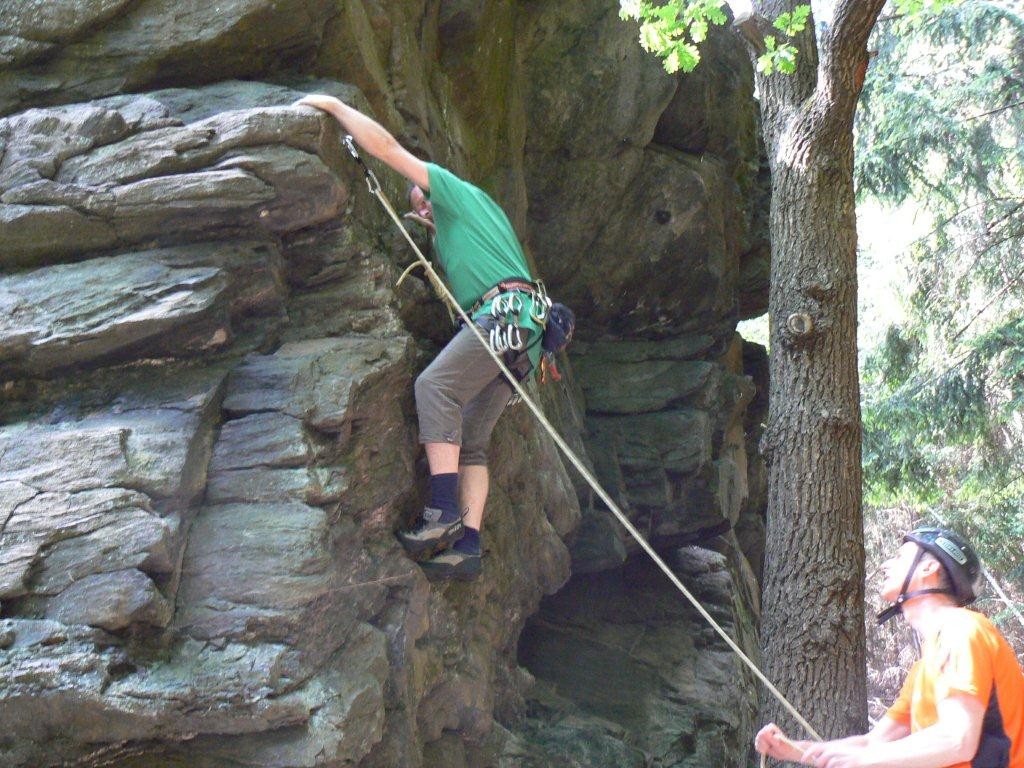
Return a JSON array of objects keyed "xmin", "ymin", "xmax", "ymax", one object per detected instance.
[{"xmin": 856, "ymin": 0, "xmax": 1024, "ymax": 712}]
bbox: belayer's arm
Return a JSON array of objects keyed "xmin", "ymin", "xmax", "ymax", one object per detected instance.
[{"xmin": 294, "ymin": 94, "xmax": 429, "ymax": 191}]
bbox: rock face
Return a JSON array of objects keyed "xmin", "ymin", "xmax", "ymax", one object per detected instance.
[{"xmin": 0, "ymin": 2, "xmax": 768, "ymax": 767}]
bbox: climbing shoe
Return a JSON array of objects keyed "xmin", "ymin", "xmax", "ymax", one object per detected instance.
[
  {"xmin": 397, "ymin": 507, "xmax": 464, "ymax": 560},
  {"xmin": 419, "ymin": 548, "xmax": 482, "ymax": 582}
]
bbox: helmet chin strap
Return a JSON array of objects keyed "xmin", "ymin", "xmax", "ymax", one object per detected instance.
[{"xmin": 877, "ymin": 546, "xmax": 952, "ymax": 624}]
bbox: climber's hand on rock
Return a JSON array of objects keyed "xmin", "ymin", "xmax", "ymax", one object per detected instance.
[{"xmin": 293, "ymin": 94, "xmax": 341, "ymax": 113}]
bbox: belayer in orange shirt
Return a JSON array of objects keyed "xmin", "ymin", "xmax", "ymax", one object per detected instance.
[{"xmin": 755, "ymin": 527, "xmax": 1024, "ymax": 768}]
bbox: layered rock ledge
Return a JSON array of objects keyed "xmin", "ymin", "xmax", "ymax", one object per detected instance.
[{"xmin": 0, "ymin": 1, "xmax": 769, "ymax": 765}]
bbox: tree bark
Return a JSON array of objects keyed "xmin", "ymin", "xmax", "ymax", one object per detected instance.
[{"xmin": 745, "ymin": 0, "xmax": 887, "ymax": 740}]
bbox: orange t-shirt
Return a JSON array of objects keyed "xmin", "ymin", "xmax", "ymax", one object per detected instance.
[{"xmin": 886, "ymin": 609, "xmax": 1024, "ymax": 768}]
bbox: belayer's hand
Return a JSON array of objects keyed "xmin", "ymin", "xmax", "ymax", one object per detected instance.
[
  {"xmin": 800, "ymin": 741, "xmax": 865, "ymax": 768},
  {"xmin": 754, "ymin": 723, "xmax": 805, "ymax": 763}
]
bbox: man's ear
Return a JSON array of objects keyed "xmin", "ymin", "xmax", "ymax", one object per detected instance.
[{"xmin": 919, "ymin": 556, "xmax": 944, "ymax": 580}]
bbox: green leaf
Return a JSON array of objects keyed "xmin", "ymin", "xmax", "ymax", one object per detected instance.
[
  {"xmin": 706, "ymin": 5, "xmax": 728, "ymax": 25},
  {"xmin": 663, "ymin": 41, "xmax": 701, "ymax": 73},
  {"xmin": 619, "ymin": 0, "xmax": 813, "ymax": 76},
  {"xmin": 690, "ymin": 18, "xmax": 709, "ymax": 43},
  {"xmin": 640, "ymin": 22, "xmax": 669, "ymax": 52},
  {"xmin": 654, "ymin": 3, "xmax": 679, "ymax": 23},
  {"xmin": 676, "ymin": 42, "xmax": 700, "ymax": 71},
  {"xmin": 776, "ymin": 44, "xmax": 798, "ymax": 73},
  {"xmin": 774, "ymin": 5, "xmax": 811, "ymax": 36},
  {"xmin": 618, "ymin": 0, "xmax": 730, "ymax": 73},
  {"xmin": 665, "ymin": 48, "xmax": 683, "ymax": 74}
]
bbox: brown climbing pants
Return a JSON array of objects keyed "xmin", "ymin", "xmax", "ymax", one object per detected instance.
[{"xmin": 414, "ymin": 318, "xmax": 531, "ymax": 466}]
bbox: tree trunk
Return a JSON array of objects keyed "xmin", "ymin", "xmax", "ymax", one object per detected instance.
[
  {"xmin": 747, "ymin": 0, "xmax": 887, "ymax": 740},
  {"xmin": 760, "ymin": 108, "xmax": 868, "ymax": 739}
]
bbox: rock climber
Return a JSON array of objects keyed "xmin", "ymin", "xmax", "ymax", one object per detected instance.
[
  {"xmin": 294, "ymin": 94, "xmax": 574, "ymax": 582},
  {"xmin": 755, "ymin": 527, "xmax": 1024, "ymax": 768}
]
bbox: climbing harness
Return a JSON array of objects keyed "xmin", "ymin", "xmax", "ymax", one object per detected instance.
[
  {"xmin": 473, "ymin": 277, "xmax": 573, "ymax": 384},
  {"xmin": 470, "ymin": 278, "xmax": 545, "ymax": 315},
  {"xmin": 341, "ymin": 135, "xmax": 824, "ymax": 750},
  {"xmin": 471, "ymin": 278, "xmax": 544, "ymax": 404},
  {"xmin": 475, "ymin": 278, "xmax": 555, "ymax": 383}
]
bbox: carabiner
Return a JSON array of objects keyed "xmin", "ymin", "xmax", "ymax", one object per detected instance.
[
  {"xmin": 343, "ymin": 134, "xmax": 382, "ymax": 195},
  {"xmin": 504, "ymin": 324, "xmax": 525, "ymax": 351},
  {"xmin": 492, "ymin": 293, "xmax": 524, "ymax": 317},
  {"xmin": 531, "ymin": 294, "xmax": 552, "ymax": 323}
]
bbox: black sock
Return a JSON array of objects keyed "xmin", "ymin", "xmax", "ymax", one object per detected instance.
[
  {"xmin": 454, "ymin": 526, "xmax": 480, "ymax": 555},
  {"xmin": 429, "ymin": 472, "xmax": 460, "ymax": 522}
]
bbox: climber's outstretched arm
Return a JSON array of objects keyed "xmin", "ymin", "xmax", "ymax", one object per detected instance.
[{"xmin": 295, "ymin": 94, "xmax": 429, "ymax": 190}]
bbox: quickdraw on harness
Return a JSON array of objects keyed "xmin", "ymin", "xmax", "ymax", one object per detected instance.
[
  {"xmin": 470, "ymin": 278, "xmax": 546, "ymax": 406},
  {"xmin": 472, "ymin": 277, "xmax": 575, "ymax": 392},
  {"xmin": 474, "ymin": 279, "xmax": 537, "ymax": 354},
  {"xmin": 488, "ymin": 290, "xmax": 527, "ymax": 356},
  {"xmin": 339, "ymin": 134, "xmax": 823, "ymax": 750}
]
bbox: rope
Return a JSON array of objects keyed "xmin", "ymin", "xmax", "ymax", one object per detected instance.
[
  {"xmin": 343, "ymin": 137, "xmax": 457, "ymax": 324},
  {"xmin": 341, "ymin": 136, "xmax": 824, "ymax": 747}
]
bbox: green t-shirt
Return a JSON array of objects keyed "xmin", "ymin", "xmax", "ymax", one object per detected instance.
[{"xmin": 427, "ymin": 163, "xmax": 542, "ymax": 367}]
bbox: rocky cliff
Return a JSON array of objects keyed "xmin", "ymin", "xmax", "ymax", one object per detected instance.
[{"xmin": 0, "ymin": 1, "xmax": 769, "ymax": 766}]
